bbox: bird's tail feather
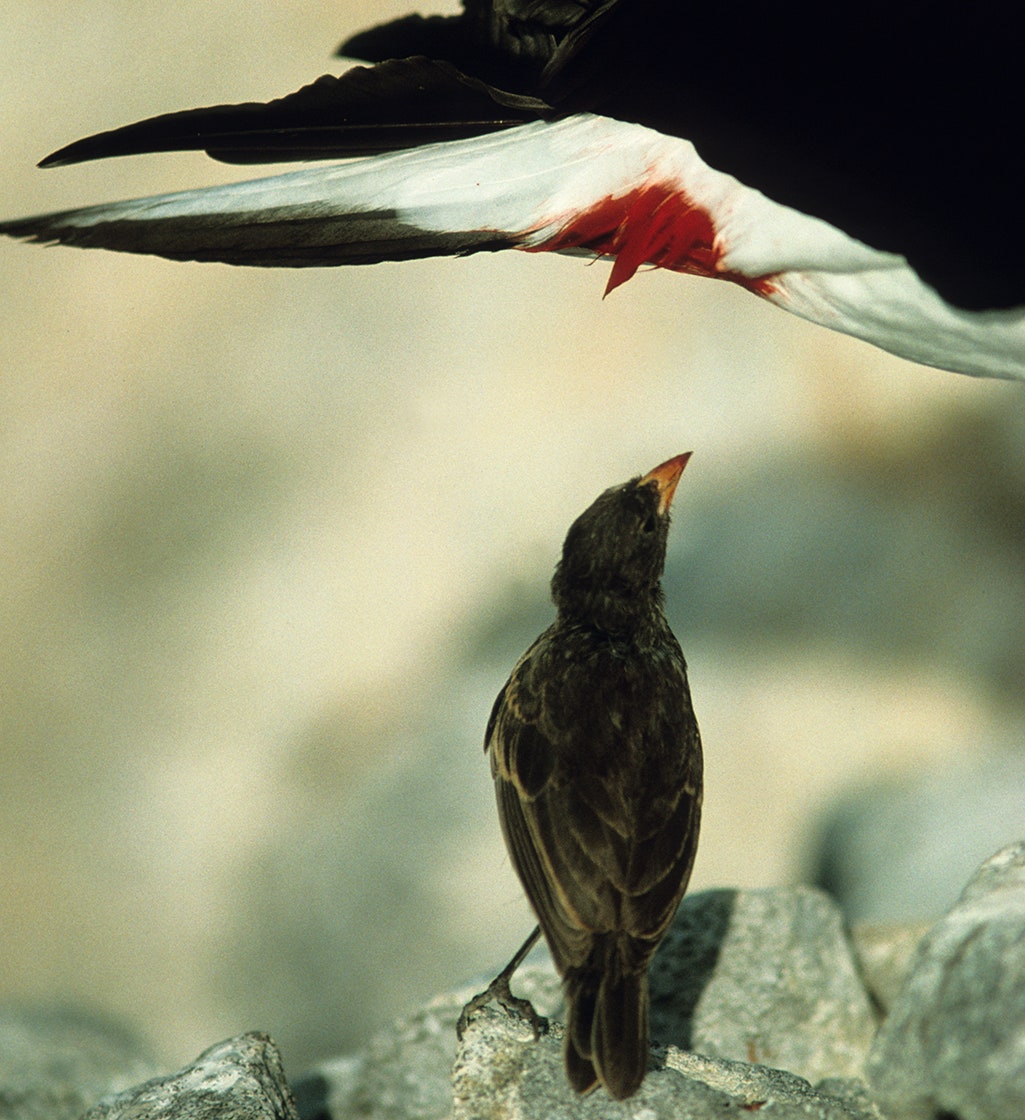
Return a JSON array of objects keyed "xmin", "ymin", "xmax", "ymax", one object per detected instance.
[
  {"xmin": 563, "ymin": 934, "xmax": 650, "ymax": 1101},
  {"xmin": 0, "ymin": 115, "xmax": 676, "ymax": 270}
]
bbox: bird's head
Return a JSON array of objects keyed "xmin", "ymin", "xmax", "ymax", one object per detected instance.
[{"xmin": 551, "ymin": 453, "xmax": 690, "ymax": 633}]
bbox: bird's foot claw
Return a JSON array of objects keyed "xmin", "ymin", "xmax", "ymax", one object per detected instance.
[{"xmin": 457, "ymin": 973, "xmax": 549, "ymax": 1040}]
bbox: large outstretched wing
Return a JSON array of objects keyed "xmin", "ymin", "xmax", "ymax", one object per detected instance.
[
  {"xmin": 345, "ymin": 0, "xmax": 1025, "ymax": 312},
  {"xmin": 5, "ymin": 0, "xmax": 1024, "ymax": 352}
]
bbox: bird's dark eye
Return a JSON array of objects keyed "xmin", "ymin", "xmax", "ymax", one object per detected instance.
[{"xmin": 641, "ymin": 513, "xmax": 657, "ymax": 534}]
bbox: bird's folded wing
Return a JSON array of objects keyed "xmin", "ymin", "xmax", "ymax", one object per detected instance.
[
  {"xmin": 496, "ymin": 774, "xmax": 594, "ymax": 972},
  {"xmin": 489, "ymin": 679, "xmax": 700, "ymax": 956}
]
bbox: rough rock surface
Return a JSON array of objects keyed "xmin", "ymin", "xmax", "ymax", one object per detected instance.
[
  {"xmin": 866, "ymin": 840, "xmax": 1025, "ymax": 1120},
  {"xmin": 291, "ymin": 967, "xmax": 565, "ymax": 1120},
  {"xmin": 296, "ymin": 886, "xmax": 882, "ymax": 1120},
  {"xmin": 649, "ymin": 886, "xmax": 877, "ymax": 1080},
  {"xmin": 0, "ymin": 1005, "xmax": 159, "ymax": 1120},
  {"xmin": 11, "ymin": 858, "xmax": 1025, "ymax": 1120},
  {"xmin": 452, "ymin": 1006, "xmax": 883, "ymax": 1119},
  {"xmin": 81, "ymin": 1033, "xmax": 299, "ymax": 1120}
]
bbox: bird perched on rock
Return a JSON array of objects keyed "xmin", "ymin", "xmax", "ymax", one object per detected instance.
[
  {"xmin": 1, "ymin": 3, "xmax": 1023, "ymax": 379},
  {"xmin": 465, "ymin": 453, "xmax": 702, "ymax": 1100}
]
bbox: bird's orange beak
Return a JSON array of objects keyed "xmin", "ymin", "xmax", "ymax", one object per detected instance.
[{"xmin": 640, "ymin": 452, "xmax": 692, "ymax": 515}]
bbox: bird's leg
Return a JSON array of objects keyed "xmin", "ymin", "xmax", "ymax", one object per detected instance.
[{"xmin": 456, "ymin": 925, "xmax": 548, "ymax": 1039}]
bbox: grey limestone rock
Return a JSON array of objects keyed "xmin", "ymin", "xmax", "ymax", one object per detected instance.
[
  {"xmin": 649, "ymin": 886, "xmax": 877, "ymax": 1081},
  {"xmin": 81, "ymin": 1033, "xmax": 298, "ymax": 1120},
  {"xmin": 293, "ymin": 966, "xmax": 564, "ymax": 1120},
  {"xmin": 453, "ymin": 1006, "xmax": 882, "ymax": 1119},
  {"xmin": 294, "ymin": 991, "xmax": 469, "ymax": 1120},
  {"xmin": 866, "ymin": 839, "xmax": 1025, "ymax": 1120},
  {"xmin": 0, "ymin": 1005, "xmax": 159, "ymax": 1120},
  {"xmin": 302, "ymin": 886, "xmax": 882, "ymax": 1120}
]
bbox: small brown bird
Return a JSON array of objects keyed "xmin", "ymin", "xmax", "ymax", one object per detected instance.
[{"xmin": 468, "ymin": 453, "xmax": 703, "ymax": 1100}]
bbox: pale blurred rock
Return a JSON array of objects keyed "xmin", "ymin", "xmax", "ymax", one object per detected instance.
[
  {"xmin": 847, "ymin": 923, "xmax": 929, "ymax": 1015},
  {"xmin": 649, "ymin": 886, "xmax": 877, "ymax": 1081},
  {"xmin": 82, "ymin": 1033, "xmax": 298, "ymax": 1120},
  {"xmin": 811, "ymin": 749, "xmax": 1025, "ymax": 922},
  {"xmin": 0, "ymin": 1005, "xmax": 159, "ymax": 1120},
  {"xmin": 866, "ymin": 840, "xmax": 1025, "ymax": 1120}
]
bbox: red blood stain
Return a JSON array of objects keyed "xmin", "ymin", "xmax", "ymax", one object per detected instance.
[{"xmin": 525, "ymin": 182, "xmax": 777, "ymax": 297}]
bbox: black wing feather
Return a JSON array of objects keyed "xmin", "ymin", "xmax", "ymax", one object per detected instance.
[
  {"xmin": 340, "ymin": 0, "xmax": 612, "ymax": 91},
  {"xmin": 40, "ymin": 57, "xmax": 545, "ymax": 169}
]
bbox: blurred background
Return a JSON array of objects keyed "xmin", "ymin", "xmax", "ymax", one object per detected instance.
[{"xmin": 2, "ymin": 0, "xmax": 1023, "ymax": 1076}]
